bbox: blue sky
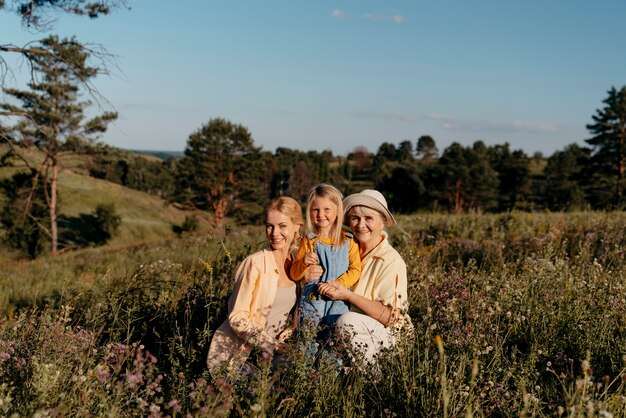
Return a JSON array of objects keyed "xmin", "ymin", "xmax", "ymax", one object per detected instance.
[{"xmin": 2, "ymin": 1, "xmax": 626, "ymax": 157}]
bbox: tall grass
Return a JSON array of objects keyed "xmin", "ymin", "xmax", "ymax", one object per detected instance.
[{"xmin": 0, "ymin": 211, "xmax": 624, "ymax": 416}]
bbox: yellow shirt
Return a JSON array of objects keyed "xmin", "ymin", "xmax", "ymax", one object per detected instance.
[
  {"xmin": 290, "ymin": 232, "xmax": 361, "ymax": 288},
  {"xmin": 350, "ymin": 232, "xmax": 412, "ymax": 331},
  {"xmin": 207, "ymin": 248, "xmax": 296, "ymax": 376}
]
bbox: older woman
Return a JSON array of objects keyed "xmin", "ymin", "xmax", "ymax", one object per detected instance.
[
  {"xmin": 207, "ymin": 196, "xmax": 304, "ymax": 377},
  {"xmin": 317, "ymin": 189, "xmax": 412, "ymax": 363}
]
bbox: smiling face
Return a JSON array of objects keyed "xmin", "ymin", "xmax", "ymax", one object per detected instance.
[
  {"xmin": 309, "ymin": 195, "xmax": 338, "ymax": 236},
  {"xmin": 265, "ymin": 209, "xmax": 299, "ymax": 251},
  {"xmin": 347, "ymin": 205, "xmax": 385, "ymax": 247}
]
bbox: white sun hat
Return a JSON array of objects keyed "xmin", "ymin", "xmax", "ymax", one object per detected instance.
[{"xmin": 343, "ymin": 189, "xmax": 397, "ymax": 226}]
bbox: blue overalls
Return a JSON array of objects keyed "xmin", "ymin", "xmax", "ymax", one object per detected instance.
[{"xmin": 300, "ymin": 233, "xmax": 352, "ymax": 326}]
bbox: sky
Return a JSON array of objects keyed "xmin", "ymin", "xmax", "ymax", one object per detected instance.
[{"xmin": 2, "ymin": 1, "xmax": 626, "ymax": 157}]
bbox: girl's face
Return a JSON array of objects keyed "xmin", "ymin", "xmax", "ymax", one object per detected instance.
[
  {"xmin": 265, "ymin": 209, "xmax": 298, "ymax": 251},
  {"xmin": 347, "ymin": 206, "xmax": 385, "ymax": 246},
  {"xmin": 309, "ymin": 195, "xmax": 338, "ymax": 233}
]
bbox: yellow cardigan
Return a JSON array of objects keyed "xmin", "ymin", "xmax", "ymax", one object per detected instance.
[
  {"xmin": 290, "ymin": 232, "xmax": 361, "ymax": 288},
  {"xmin": 207, "ymin": 248, "xmax": 296, "ymax": 376}
]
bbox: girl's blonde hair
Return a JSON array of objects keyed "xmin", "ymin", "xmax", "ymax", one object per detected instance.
[
  {"xmin": 305, "ymin": 183, "xmax": 346, "ymax": 246},
  {"xmin": 264, "ymin": 195, "xmax": 304, "ymax": 254}
]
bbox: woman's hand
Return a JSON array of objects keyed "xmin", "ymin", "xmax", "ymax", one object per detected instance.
[
  {"xmin": 304, "ymin": 264, "xmax": 323, "ymax": 283},
  {"xmin": 317, "ymin": 281, "xmax": 351, "ymax": 301}
]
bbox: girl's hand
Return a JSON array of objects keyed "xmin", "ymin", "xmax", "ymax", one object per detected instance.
[
  {"xmin": 317, "ymin": 281, "xmax": 351, "ymax": 301},
  {"xmin": 303, "ymin": 252, "xmax": 318, "ymax": 267},
  {"xmin": 304, "ymin": 264, "xmax": 323, "ymax": 283}
]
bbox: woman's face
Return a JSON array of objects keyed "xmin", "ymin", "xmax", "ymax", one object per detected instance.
[
  {"xmin": 265, "ymin": 209, "xmax": 298, "ymax": 251},
  {"xmin": 347, "ymin": 206, "xmax": 385, "ymax": 246}
]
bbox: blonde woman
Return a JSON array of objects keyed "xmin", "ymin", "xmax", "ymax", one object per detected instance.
[{"xmin": 207, "ymin": 196, "xmax": 304, "ymax": 376}]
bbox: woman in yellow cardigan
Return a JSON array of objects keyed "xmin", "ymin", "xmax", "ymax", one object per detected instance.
[{"xmin": 207, "ymin": 196, "xmax": 304, "ymax": 377}]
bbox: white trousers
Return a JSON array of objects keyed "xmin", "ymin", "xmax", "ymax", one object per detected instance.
[{"xmin": 335, "ymin": 311, "xmax": 395, "ymax": 364}]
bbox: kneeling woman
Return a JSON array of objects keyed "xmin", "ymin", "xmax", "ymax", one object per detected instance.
[
  {"xmin": 317, "ymin": 190, "xmax": 413, "ymax": 364},
  {"xmin": 207, "ymin": 196, "xmax": 304, "ymax": 377}
]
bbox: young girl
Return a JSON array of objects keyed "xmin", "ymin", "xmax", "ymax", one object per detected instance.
[
  {"xmin": 207, "ymin": 196, "xmax": 304, "ymax": 377},
  {"xmin": 290, "ymin": 183, "xmax": 361, "ymax": 326}
]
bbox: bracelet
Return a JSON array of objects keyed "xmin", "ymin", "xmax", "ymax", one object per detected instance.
[{"xmin": 377, "ymin": 306, "xmax": 387, "ymax": 322}]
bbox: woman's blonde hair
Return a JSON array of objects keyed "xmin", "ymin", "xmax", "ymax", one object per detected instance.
[
  {"xmin": 305, "ymin": 183, "xmax": 346, "ymax": 246},
  {"xmin": 264, "ymin": 195, "xmax": 304, "ymax": 253}
]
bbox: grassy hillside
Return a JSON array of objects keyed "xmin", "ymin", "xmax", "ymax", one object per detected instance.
[{"xmin": 0, "ymin": 145, "xmax": 213, "ymax": 259}]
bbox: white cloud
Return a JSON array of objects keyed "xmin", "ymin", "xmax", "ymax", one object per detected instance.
[
  {"xmin": 354, "ymin": 111, "xmax": 416, "ymax": 123},
  {"xmin": 424, "ymin": 114, "xmax": 565, "ymax": 134},
  {"xmin": 331, "ymin": 9, "xmax": 346, "ymax": 20},
  {"xmin": 363, "ymin": 13, "xmax": 407, "ymax": 24}
]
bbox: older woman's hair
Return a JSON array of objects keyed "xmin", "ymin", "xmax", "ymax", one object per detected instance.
[{"xmin": 264, "ymin": 196, "xmax": 304, "ymax": 252}]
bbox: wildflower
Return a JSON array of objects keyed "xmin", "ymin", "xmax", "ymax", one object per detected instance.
[
  {"xmin": 581, "ymin": 360, "xmax": 590, "ymax": 374},
  {"xmin": 166, "ymin": 400, "xmax": 182, "ymax": 413}
]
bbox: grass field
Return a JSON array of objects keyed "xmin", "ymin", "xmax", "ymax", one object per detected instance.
[
  {"xmin": 0, "ymin": 146, "xmax": 213, "ymax": 262},
  {"xmin": 0, "ymin": 210, "xmax": 624, "ymax": 416}
]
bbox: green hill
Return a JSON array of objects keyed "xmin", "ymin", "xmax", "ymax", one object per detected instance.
[{"xmin": 0, "ymin": 145, "xmax": 212, "ymax": 258}]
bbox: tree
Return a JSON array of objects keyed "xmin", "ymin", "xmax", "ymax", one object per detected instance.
[
  {"xmin": 0, "ymin": 1, "xmax": 123, "ymax": 28},
  {"xmin": 416, "ymin": 135, "xmax": 438, "ymax": 165},
  {"xmin": 0, "ymin": 36, "xmax": 117, "ymax": 255},
  {"xmin": 434, "ymin": 141, "xmax": 499, "ymax": 213},
  {"xmin": 489, "ymin": 143, "xmax": 531, "ymax": 211},
  {"xmin": 397, "ymin": 140, "xmax": 414, "ymax": 163},
  {"xmin": 175, "ymin": 118, "xmax": 261, "ymax": 232},
  {"xmin": 1, "ymin": 1, "xmax": 127, "ymax": 93},
  {"xmin": 0, "ymin": 170, "xmax": 49, "ymax": 258},
  {"xmin": 348, "ymin": 146, "xmax": 371, "ymax": 171},
  {"xmin": 585, "ymin": 86, "xmax": 626, "ymax": 209},
  {"xmin": 542, "ymin": 144, "xmax": 591, "ymax": 211},
  {"xmin": 377, "ymin": 165, "xmax": 424, "ymax": 213}
]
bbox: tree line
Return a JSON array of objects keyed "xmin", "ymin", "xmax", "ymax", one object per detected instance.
[{"xmin": 90, "ymin": 103, "xmax": 624, "ymax": 228}]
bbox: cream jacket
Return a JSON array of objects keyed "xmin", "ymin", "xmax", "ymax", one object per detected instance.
[
  {"xmin": 207, "ymin": 248, "xmax": 295, "ymax": 376},
  {"xmin": 350, "ymin": 232, "xmax": 412, "ymax": 332}
]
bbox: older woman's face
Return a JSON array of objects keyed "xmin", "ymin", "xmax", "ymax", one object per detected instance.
[{"xmin": 347, "ymin": 206, "xmax": 385, "ymax": 246}]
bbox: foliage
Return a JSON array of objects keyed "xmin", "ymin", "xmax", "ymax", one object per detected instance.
[
  {"xmin": 585, "ymin": 85, "xmax": 626, "ymax": 209},
  {"xmin": 0, "ymin": 35, "xmax": 117, "ymax": 255},
  {"xmin": 0, "ymin": 169, "xmax": 49, "ymax": 258},
  {"xmin": 542, "ymin": 144, "xmax": 591, "ymax": 211},
  {"xmin": 88, "ymin": 148, "xmax": 177, "ymax": 198},
  {"xmin": 432, "ymin": 141, "xmax": 499, "ymax": 213},
  {"xmin": 174, "ymin": 118, "xmax": 263, "ymax": 232},
  {"xmin": 0, "ymin": 0, "xmax": 125, "ymax": 29},
  {"xmin": 0, "ymin": 211, "xmax": 624, "ymax": 416},
  {"xmin": 172, "ymin": 214, "xmax": 199, "ymax": 236}
]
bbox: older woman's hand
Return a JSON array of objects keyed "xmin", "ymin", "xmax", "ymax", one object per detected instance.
[
  {"xmin": 317, "ymin": 281, "xmax": 351, "ymax": 301},
  {"xmin": 304, "ymin": 264, "xmax": 324, "ymax": 283}
]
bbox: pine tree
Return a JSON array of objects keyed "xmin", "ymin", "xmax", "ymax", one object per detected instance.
[
  {"xmin": 586, "ymin": 86, "xmax": 626, "ymax": 209},
  {"xmin": 0, "ymin": 36, "xmax": 117, "ymax": 255},
  {"xmin": 175, "ymin": 118, "xmax": 261, "ymax": 232}
]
